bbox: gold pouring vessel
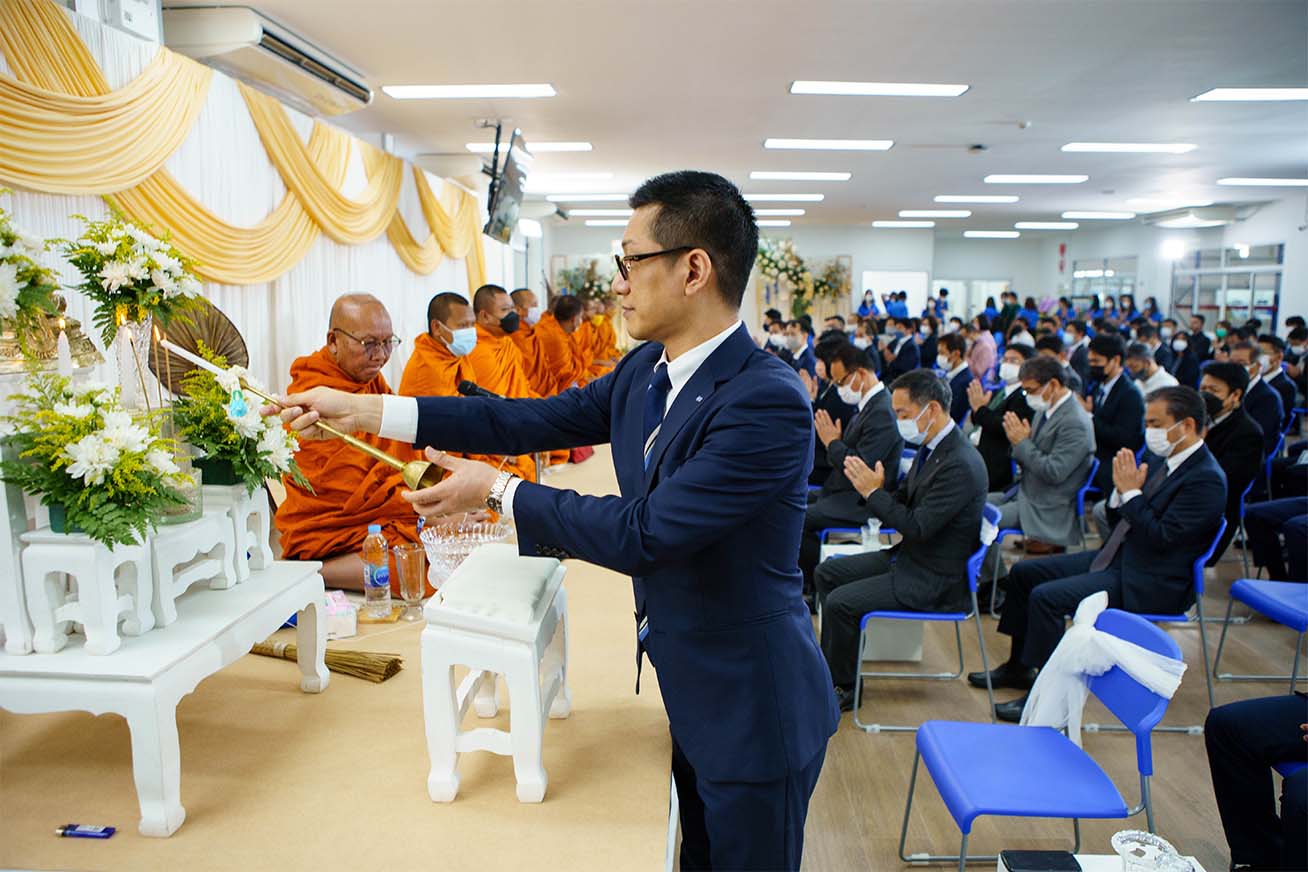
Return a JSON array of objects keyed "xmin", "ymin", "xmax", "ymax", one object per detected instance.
[{"xmin": 157, "ymin": 337, "xmax": 445, "ymax": 490}]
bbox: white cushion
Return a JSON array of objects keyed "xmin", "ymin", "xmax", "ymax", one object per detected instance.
[{"xmin": 436, "ymin": 544, "xmax": 560, "ymax": 625}]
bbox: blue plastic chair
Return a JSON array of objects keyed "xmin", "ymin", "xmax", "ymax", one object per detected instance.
[
  {"xmin": 851, "ymin": 505, "xmax": 1000, "ymax": 733},
  {"xmin": 1233, "ymin": 479, "xmax": 1257, "ymax": 579},
  {"xmin": 1074, "ymin": 457, "xmax": 1102, "ymax": 547},
  {"xmin": 1276, "ymin": 760, "xmax": 1307, "ymax": 779},
  {"xmin": 1213, "ymin": 579, "xmax": 1308, "ymax": 693},
  {"xmin": 897, "ymin": 609, "xmax": 1181, "ymax": 870},
  {"xmin": 1263, "ymin": 433, "xmax": 1286, "ymax": 498}
]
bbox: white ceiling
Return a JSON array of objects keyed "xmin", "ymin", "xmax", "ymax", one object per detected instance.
[{"xmin": 172, "ymin": 0, "xmax": 1308, "ymax": 232}]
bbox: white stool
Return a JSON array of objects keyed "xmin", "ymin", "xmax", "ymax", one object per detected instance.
[
  {"xmin": 151, "ymin": 509, "xmax": 238, "ymax": 627},
  {"xmin": 21, "ymin": 527, "xmax": 154, "ymax": 656},
  {"xmin": 203, "ymin": 485, "xmax": 273, "ymax": 582},
  {"xmin": 421, "ymin": 544, "xmax": 571, "ymax": 803}
]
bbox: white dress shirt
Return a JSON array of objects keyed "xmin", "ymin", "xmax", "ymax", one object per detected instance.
[
  {"xmin": 857, "ymin": 380, "xmax": 885, "ymax": 413},
  {"xmin": 946, "ymin": 362, "xmax": 969, "ymax": 381},
  {"xmin": 378, "ymin": 320, "xmax": 744, "ymax": 519}
]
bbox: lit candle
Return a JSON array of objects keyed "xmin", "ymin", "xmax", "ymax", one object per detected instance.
[{"xmin": 56, "ymin": 318, "xmax": 73, "ymax": 378}]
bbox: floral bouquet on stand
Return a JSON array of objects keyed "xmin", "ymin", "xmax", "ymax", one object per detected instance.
[
  {"xmin": 0, "ymin": 374, "xmax": 190, "ymax": 546},
  {"xmin": 0, "ymin": 191, "xmax": 61, "ymax": 350},
  {"xmin": 557, "ymin": 258, "xmax": 616, "ymax": 303},
  {"xmin": 170, "ymin": 345, "xmax": 310, "ymax": 496}
]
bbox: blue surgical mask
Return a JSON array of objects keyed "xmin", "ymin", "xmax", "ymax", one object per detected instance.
[{"xmin": 447, "ymin": 327, "xmax": 477, "ymax": 357}]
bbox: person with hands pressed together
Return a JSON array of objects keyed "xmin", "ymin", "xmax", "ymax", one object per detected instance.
[
  {"xmin": 274, "ymin": 171, "xmax": 837, "ymax": 872},
  {"xmin": 969, "ymin": 343, "xmax": 1036, "ymax": 491},
  {"xmin": 812, "ymin": 370, "xmax": 987, "ymax": 713},
  {"xmin": 975, "ymin": 386, "xmax": 1227, "ymax": 722}
]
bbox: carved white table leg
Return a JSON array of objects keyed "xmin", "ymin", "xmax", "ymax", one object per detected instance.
[
  {"xmin": 474, "ymin": 671, "xmax": 499, "ymax": 717},
  {"xmin": 548, "ymin": 585, "xmax": 572, "ymax": 719},
  {"xmin": 295, "ymin": 588, "xmax": 329, "ymax": 693},
  {"xmin": 422, "ymin": 632, "xmax": 461, "ymax": 802},
  {"xmin": 81, "ymin": 557, "xmax": 127, "ymax": 656},
  {"xmin": 506, "ymin": 644, "xmax": 547, "ymax": 803},
  {"xmin": 151, "ymin": 511, "xmax": 238, "ymax": 627},
  {"xmin": 21, "ymin": 535, "xmax": 146, "ymax": 656},
  {"xmin": 120, "ymin": 558, "xmax": 155, "ymax": 638},
  {"xmin": 124, "ymin": 684, "xmax": 186, "ymax": 837},
  {"xmin": 0, "ymin": 563, "xmax": 32, "ymax": 655},
  {"xmin": 203, "ymin": 486, "xmax": 273, "ymax": 582},
  {"xmin": 245, "ymin": 490, "xmax": 273, "ymax": 571},
  {"xmin": 21, "ymin": 559, "xmax": 72, "ymax": 654}
]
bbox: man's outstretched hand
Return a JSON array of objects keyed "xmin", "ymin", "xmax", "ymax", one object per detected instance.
[
  {"xmin": 268, "ymin": 387, "xmax": 383, "ymax": 439},
  {"xmin": 402, "ymin": 447, "xmax": 502, "ymax": 518}
]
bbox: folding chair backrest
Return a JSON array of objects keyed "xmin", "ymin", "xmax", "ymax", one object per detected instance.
[
  {"xmin": 1086, "ymin": 609, "xmax": 1182, "ymax": 776},
  {"xmin": 967, "ymin": 504, "xmax": 1003, "ymax": 593},
  {"xmin": 1191, "ymin": 517, "xmax": 1227, "ymax": 599},
  {"xmin": 1076, "ymin": 458, "xmax": 1100, "ymax": 514}
]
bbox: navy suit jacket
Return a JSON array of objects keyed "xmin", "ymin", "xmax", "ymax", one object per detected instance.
[
  {"xmin": 885, "ymin": 336, "xmax": 920, "ymax": 382},
  {"xmin": 947, "ymin": 367, "xmax": 974, "ymax": 424},
  {"xmin": 1244, "ymin": 378, "xmax": 1285, "ymax": 457},
  {"xmin": 1089, "ymin": 375, "xmax": 1145, "ymax": 492},
  {"xmin": 413, "ymin": 324, "xmax": 838, "ymax": 780},
  {"xmin": 1268, "ymin": 370, "xmax": 1297, "ymax": 422}
]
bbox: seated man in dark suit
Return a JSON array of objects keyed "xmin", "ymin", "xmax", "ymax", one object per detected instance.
[
  {"xmin": 800, "ymin": 344, "xmax": 903, "ymax": 598},
  {"xmin": 815, "ymin": 370, "xmax": 987, "ymax": 712},
  {"xmin": 1259, "ymin": 334, "xmax": 1298, "ymax": 418},
  {"xmin": 1270, "ymin": 441, "xmax": 1308, "ymax": 499},
  {"xmin": 781, "ymin": 319, "xmax": 817, "ymax": 378},
  {"xmin": 967, "ymin": 343, "xmax": 1036, "ymax": 492},
  {"xmin": 1188, "ymin": 313, "xmax": 1213, "ymax": 361},
  {"xmin": 1064, "ymin": 319, "xmax": 1092, "ymax": 387},
  {"xmin": 1138, "ymin": 322, "xmax": 1174, "ymax": 372},
  {"xmin": 935, "ymin": 332, "xmax": 973, "ymax": 424},
  {"xmin": 800, "ymin": 336, "xmax": 859, "ymax": 486},
  {"xmin": 1230, "ymin": 340, "xmax": 1285, "ymax": 459},
  {"xmin": 1245, "ymin": 496, "xmax": 1308, "ymax": 580},
  {"xmin": 973, "ymin": 386, "xmax": 1227, "ymax": 721},
  {"xmin": 1204, "ymin": 695, "xmax": 1308, "ymax": 872},
  {"xmin": 1035, "ymin": 334, "xmax": 1084, "ymax": 394},
  {"xmin": 881, "ymin": 315, "xmax": 920, "ymax": 382},
  {"xmin": 1199, "ymin": 362, "xmax": 1265, "ymax": 562},
  {"xmin": 1081, "ymin": 332, "xmax": 1145, "ymax": 494}
]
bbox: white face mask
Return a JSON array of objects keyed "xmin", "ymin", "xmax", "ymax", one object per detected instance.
[
  {"xmin": 934, "ymin": 353, "xmax": 949, "ymax": 370},
  {"xmin": 526, "ymin": 305, "xmax": 543, "ymax": 324},
  {"xmin": 897, "ymin": 405, "xmax": 931, "ymax": 444},
  {"xmin": 1260, "ymin": 354, "xmax": 1277, "ymax": 375},
  {"xmin": 1172, "ymin": 338, "xmax": 1188, "ymax": 352},
  {"xmin": 837, "ymin": 384, "xmax": 862, "ymax": 405},
  {"xmin": 1025, "ymin": 385, "xmax": 1051, "ymax": 413},
  {"xmin": 945, "ymin": 323, "xmax": 960, "ymax": 334},
  {"xmin": 785, "ymin": 334, "xmax": 805, "ymax": 351},
  {"xmin": 1145, "ymin": 421, "xmax": 1183, "ymax": 458},
  {"xmin": 999, "ymin": 361, "xmax": 1021, "ymax": 384},
  {"xmin": 853, "ymin": 337, "xmax": 871, "ymax": 350},
  {"xmin": 919, "ymin": 325, "xmax": 932, "ymax": 336},
  {"xmin": 1160, "ymin": 327, "xmax": 1173, "ymax": 340},
  {"xmin": 767, "ymin": 333, "xmax": 786, "ymax": 348},
  {"xmin": 1292, "ymin": 344, "xmax": 1307, "ymax": 355}
]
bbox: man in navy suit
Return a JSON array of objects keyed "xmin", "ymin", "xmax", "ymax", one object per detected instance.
[
  {"xmin": 277, "ymin": 171, "xmax": 838, "ymax": 871},
  {"xmin": 1231, "ymin": 340, "xmax": 1285, "ymax": 459},
  {"xmin": 935, "ymin": 332, "xmax": 973, "ymax": 424},
  {"xmin": 1259, "ymin": 334, "xmax": 1298, "ymax": 419},
  {"xmin": 1081, "ymin": 332, "xmax": 1145, "ymax": 494},
  {"xmin": 976, "ymin": 386, "xmax": 1227, "ymax": 721},
  {"xmin": 882, "ymin": 315, "xmax": 920, "ymax": 382}
]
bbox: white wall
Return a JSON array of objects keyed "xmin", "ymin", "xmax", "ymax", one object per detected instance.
[{"xmin": 932, "ymin": 237, "xmax": 1047, "ymax": 298}]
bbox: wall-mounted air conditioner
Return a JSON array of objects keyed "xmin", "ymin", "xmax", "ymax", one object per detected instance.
[{"xmin": 162, "ymin": 5, "xmax": 371, "ymax": 117}]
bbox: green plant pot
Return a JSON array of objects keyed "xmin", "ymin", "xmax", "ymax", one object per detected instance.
[
  {"xmin": 194, "ymin": 457, "xmax": 240, "ymax": 486},
  {"xmin": 48, "ymin": 503, "xmax": 83, "ymax": 534}
]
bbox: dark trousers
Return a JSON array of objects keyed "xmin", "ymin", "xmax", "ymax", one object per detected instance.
[
  {"xmin": 1203, "ymin": 694, "xmax": 1308, "ymax": 870},
  {"xmin": 1246, "ymin": 498, "xmax": 1308, "ymax": 581},
  {"xmin": 997, "ymin": 551, "xmax": 1123, "ymax": 669},
  {"xmin": 800, "ymin": 492, "xmax": 867, "ymax": 594},
  {"xmin": 672, "ymin": 736, "xmax": 827, "ymax": 871},
  {"xmin": 814, "ymin": 550, "xmax": 894, "ymax": 687},
  {"xmin": 1270, "ymin": 451, "xmax": 1308, "ymax": 500}
]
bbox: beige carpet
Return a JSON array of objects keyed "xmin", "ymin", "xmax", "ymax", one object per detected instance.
[{"xmin": 0, "ymin": 446, "xmax": 672, "ymax": 872}]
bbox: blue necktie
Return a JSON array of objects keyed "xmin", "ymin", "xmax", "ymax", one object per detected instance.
[{"xmin": 642, "ymin": 363, "xmax": 671, "ymax": 468}]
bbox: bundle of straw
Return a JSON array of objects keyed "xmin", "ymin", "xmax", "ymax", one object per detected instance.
[{"xmin": 251, "ymin": 640, "xmax": 403, "ymax": 683}]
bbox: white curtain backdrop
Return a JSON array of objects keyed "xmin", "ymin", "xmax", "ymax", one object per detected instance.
[{"xmin": 0, "ymin": 9, "xmax": 510, "ymax": 393}]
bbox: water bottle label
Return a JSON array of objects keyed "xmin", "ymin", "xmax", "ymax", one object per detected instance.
[{"xmin": 365, "ymin": 565, "xmax": 390, "ymax": 590}]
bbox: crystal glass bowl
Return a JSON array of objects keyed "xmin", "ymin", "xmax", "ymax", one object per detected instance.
[{"xmin": 419, "ymin": 521, "xmax": 513, "ymax": 590}]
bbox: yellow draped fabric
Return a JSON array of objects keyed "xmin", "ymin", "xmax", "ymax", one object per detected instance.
[{"xmin": 0, "ymin": 0, "xmax": 489, "ymax": 288}]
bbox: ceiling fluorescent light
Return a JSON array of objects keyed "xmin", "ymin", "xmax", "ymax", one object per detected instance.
[
  {"xmin": 749, "ymin": 171, "xmax": 851, "ymax": 181},
  {"xmin": 1061, "ymin": 210, "xmax": 1136, "ymax": 220},
  {"xmin": 985, "ymin": 174, "xmax": 1088, "ymax": 184},
  {"xmin": 764, "ymin": 138, "xmax": 893, "ymax": 151},
  {"xmin": 744, "ymin": 193, "xmax": 825, "ymax": 202},
  {"xmin": 873, "ymin": 220, "xmax": 935, "ymax": 228},
  {"xmin": 899, "ymin": 209, "xmax": 971, "ymax": 218},
  {"xmin": 790, "ymin": 81, "xmax": 969, "ymax": 97},
  {"xmin": 1217, "ymin": 177, "xmax": 1308, "ymax": 187},
  {"xmin": 935, "ymin": 195, "xmax": 1019, "ymax": 203},
  {"xmin": 964, "ymin": 230, "xmax": 1021, "ymax": 238},
  {"xmin": 1126, "ymin": 197, "xmax": 1214, "ymax": 212},
  {"xmin": 1061, "ymin": 142, "xmax": 1197, "ymax": 154},
  {"xmin": 1155, "ymin": 216, "xmax": 1226, "ymax": 229},
  {"xmin": 1015, "ymin": 221, "xmax": 1079, "ymax": 230},
  {"xmin": 1192, "ymin": 88, "xmax": 1308, "ymax": 102},
  {"xmin": 585, "ymin": 220, "xmax": 629, "ymax": 227},
  {"xmin": 545, "ymin": 193, "xmax": 630, "ymax": 202},
  {"xmin": 567, "ymin": 209, "xmax": 633, "ymax": 217},
  {"xmin": 384, "ymin": 83, "xmax": 556, "ymax": 99},
  {"xmin": 757, "ymin": 220, "xmax": 793, "ymax": 228},
  {"xmin": 466, "ymin": 141, "xmax": 591, "ymax": 153},
  {"xmin": 754, "ymin": 209, "xmax": 806, "ymax": 216}
]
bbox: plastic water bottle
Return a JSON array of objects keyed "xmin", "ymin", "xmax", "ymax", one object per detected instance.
[
  {"xmin": 362, "ymin": 524, "xmax": 392, "ymax": 618},
  {"xmin": 861, "ymin": 518, "xmax": 882, "ymax": 552}
]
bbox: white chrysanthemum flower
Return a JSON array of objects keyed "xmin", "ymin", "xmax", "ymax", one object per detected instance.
[
  {"xmin": 258, "ymin": 423, "xmax": 296, "ymax": 472},
  {"xmin": 52, "ymin": 401, "xmax": 94, "ymax": 419},
  {"xmin": 0, "ymin": 262, "xmax": 19, "ymax": 319},
  {"xmin": 64, "ymin": 433, "xmax": 119, "ymax": 485},
  {"xmin": 125, "ymin": 257, "xmax": 149, "ymax": 281},
  {"xmin": 14, "ymin": 230, "xmax": 42, "ymax": 255},
  {"xmin": 97, "ymin": 260, "xmax": 133, "ymax": 291},
  {"xmin": 228, "ymin": 404, "xmax": 264, "ymax": 439},
  {"xmin": 100, "ymin": 410, "xmax": 151, "ymax": 454},
  {"xmin": 93, "ymin": 240, "xmax": 118, "ymax": 256},
  {"xmin": 126, "ymin": 225, "xmax": 163, "ymax": 252},
  {"xmin": 177, "ymin": 274, "xmax": 200, "ymax": 297},
  {"xmin": 149, "ymin": 269, "xmax": 176, "ymax": 295},
  {"xmin": 145, "ymin": 447, "xmax": 180, "ymax": 476},
  {"xmin": 153, "ymin": 252, "xmax": 180, "ymax": 274}
]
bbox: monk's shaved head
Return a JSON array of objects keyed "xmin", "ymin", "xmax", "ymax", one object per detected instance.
[
  {"xmin": 326, "ymin": 292, "xmax": 394, "ymax": 384},
  {"xmin": 329, "ymin": 293, "xmax": 387, "ymax": 331},
  {"xmin": 473, "ymin": 284, "xmax": 509, "ymax": 314},
  {"xmin": 510, "ymin": 288, "xmax": 536, "ymax": 309},
  {"xmin": 473, "ymin": 283, "xmax": 517, "ymax": 337},
  {"xmin": 427, "ymin": 292, "xmax": 471, "ymax": 334},
  {"xmin": 552, "ymin": 295, "xmax": 583, "ymax": 322}
]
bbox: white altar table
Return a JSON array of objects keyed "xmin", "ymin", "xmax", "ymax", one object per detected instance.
[{"xmin": 0, "ymin": 560, "xmax": 328, "ymax": 837}]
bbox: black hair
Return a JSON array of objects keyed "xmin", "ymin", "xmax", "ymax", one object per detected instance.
[
  {"xmin": 629, "ymin": 170, "xmax": 758, "ymax": 307},
  {"xmin": 1190, "ymin": 312, "xmax": 1207, "ymax": 326},
  {"xmin": 1035, "ymin": 335, "xmax": 1065, "ymax": 355},
  {"xmin": 473, "ymin": 283, "xmax": 508, "ymax": 313},
  {"xmin": 764, "ymin": 308, "xmax": 784, "ymax": 322},
  {"xmin": 552, "ymin": 294, "xmax": 583, "ymax": 321},
  {"xmin": 1286, "ymin": 315, "xmax": 1306, "ymax": 329},
  {"xmin": 940, "ymin": 333, "xmax": 967, "ymax": 356},
  {"xmin": 1089, "ymin": 332, "xmax": 1126, "ymax": 363},
  {"xmin": 1007, "ymin": 342, "xmax": 1036, "ymax": 361},
  {"xmin": 973, "ymin": 313, "xmax": 992, "ymax": 332},
  {"xmin": 1202, "ymin": 361, "xmax": 1250, "ymax": 401},
  {"xmin": 427, "ymin": 292, "xmax": 470, "ymax": 335},
  {"xmin": 1136, "ymin": 323, "xmax": 1157, "ymax": 341},
  {"xmin": 1024, "ymin": 296, "xmax": 1037, "ymax": 309},
  {"xmin": 832, "ymin": 342, "xmax": 872, "ymax": 374},
  {"xmin": 1125, "ymin": 342, "xmax": 1155, "ymax": 363},
  {"xmin": 1289, "ymin": 326, "xmax": 1308, "ymax": 342},
  {"xmin": 825, "ymin": 314, "xmax": 846, "ymax": 327},
  {"xmin": 1147, "ymin": 385, "xmax": 1206, "ymax": 432},
  {"xmin": 1066, "ymin": 319, "xmax": 1088, "ymax": 337},
  {"xmin": 890, "ymin": 368, "xmax": 951, "ymax": 414},
  {"xmin": 1259, "ymin": 334, "xmax": 1286, "ymax": 353},
  {"xmin": 815, "ymin": 334, "xmax": 851, "ymax": 365}
]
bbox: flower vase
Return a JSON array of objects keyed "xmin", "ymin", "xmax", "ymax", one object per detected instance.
[
  {"xmin": 48, "ymin": 503, "xmax": 83, "ymax": 534},
  {"xmin": 115, "ymin": 314, "xmax": 153, "ymax": 410}
]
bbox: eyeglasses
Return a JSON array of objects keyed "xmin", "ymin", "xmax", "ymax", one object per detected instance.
[
  {"xmin": 614, "ymin": 246, "xmax": 695, "ymax": 281},
  {"xmin": 332, "ymin": 328, "xmax": 401, "ymax": 356}
]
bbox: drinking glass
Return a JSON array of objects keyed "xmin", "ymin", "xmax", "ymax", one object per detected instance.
[
  {"xmin": 862, "ymin": 518, "xmax": 882, "ymax": 552},
  {"xmin": 392, "ymin": 543, "xmax": 427, "ymax": 621}
]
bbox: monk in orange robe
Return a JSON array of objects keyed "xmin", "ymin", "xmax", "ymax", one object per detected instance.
[
  {"xmin": 594, "ymin": 298, "xmax": 623, "ymax": 363},
  {"xmin": 578, "ymin": 297, "xmax": 618, "ymax": 379},
  {"xmin": 399, "ymin": 291, "xmax": 535, "ymax": 483},
  {"xmin": 275, "ymin": 294, "xmax": 422, "ymax": 593},
  {"xmin": 508, "ymin": 288, "xmax": 555, "ymax": 396},
  {"xmin": 535, "ymin": 294, "xmax": 592, "ymax": 393}
]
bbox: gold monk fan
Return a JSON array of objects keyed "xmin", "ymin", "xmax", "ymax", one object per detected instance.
[{"xmin": 154, "ymin": 310, "xmax": 444, "ymax": 490}]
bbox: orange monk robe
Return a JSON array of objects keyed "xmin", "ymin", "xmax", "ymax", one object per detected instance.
[
  {"xmin": 536, "ymin": 312, "xmax": 591, "ymax": 392},
  {"xmin": 573, "ymin": 320, "xmax": 600, "ymax": 377},
  {"xmin": 275, "ymin": 347, "xmax": 422, "ymax": 592},
  {"xmin": 579, "ymin": 317, "xmax": 618, "ymax": 379},
  {"xmin": 398, "ymin": 332, "xmax": 535, "ymax": 483},
  {"xmin": 594, "ymin": 316, "xmax": 622, "ymax": 363},
  {"xmin": 509, "ymin": 321, "xmax": 557, "ymax": 397},
  {"xmin": 467, "ymin": 323, "xmax": 568, "ymax": 470}
]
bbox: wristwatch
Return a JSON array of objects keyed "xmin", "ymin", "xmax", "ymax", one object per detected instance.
[{"xmin": 486, "ymin": 470, "xmax": 517, "ymax": 513}]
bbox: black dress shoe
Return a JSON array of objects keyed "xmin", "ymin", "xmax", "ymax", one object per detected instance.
[
  {"xmin": 994, "ymin": 694, "xmax": 1028, "ymax": 723},
  {"xmin": 834, "ymin": 685, "xmax": 857, "ymax": 713},
  {"xmin": 967, "ymin": 662, "xmax": 1038, "ymax": 690}
]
